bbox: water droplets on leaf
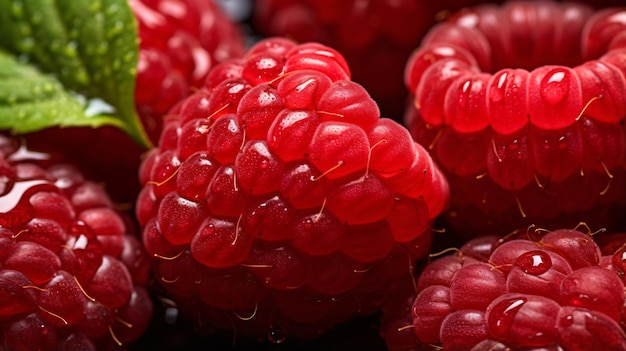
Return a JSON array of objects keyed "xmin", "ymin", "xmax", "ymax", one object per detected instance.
[{"xmin": 83, "ymin": 97, "xmax": 116, "ymax": 117}]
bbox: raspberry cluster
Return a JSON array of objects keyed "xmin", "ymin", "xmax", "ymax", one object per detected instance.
[
  {"xmin": 404, "ymin": 1, "xmax": 626, "ymax": 236},
  {"xmin": 136, "ymin": 37, "xmax": 449, "ymax": 341},
  {"xmin": 0, "ymin": 136, "xmax": 152, "ymax": 351},
  {"xmin": 385, "ymin": 227, "xmax": 626, "ymax": 351}
]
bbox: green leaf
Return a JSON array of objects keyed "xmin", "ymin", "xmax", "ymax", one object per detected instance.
[
  {"xmin": 0, "ymin": 0, "xmax": 151, "ymax": 148},
  {"xmin": 0, "ymin": 50, "xmax": 126, "ymax": 132}
]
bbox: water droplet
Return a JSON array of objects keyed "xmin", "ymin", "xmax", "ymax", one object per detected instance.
[
  {"xmin": 515, "ymin": 250, "xmax": 552, "ymax": 275},
  {"xmin": 540, "ymin": 68, "xmax": 570, "ymax": 104},
  {"xmin": 83, "ymin": 97, "xmax": 116, "ymax": 117},
  {"xmin": 267, "ymin": 325, "xmax": 287, "ymax": 344},
  {"xmin": 0, "ymin": 180, "xmax": 50, "ymax": 214},
  {"xmin": 488, "ymin": 296, "xmax": 527, "ymax": 336}
]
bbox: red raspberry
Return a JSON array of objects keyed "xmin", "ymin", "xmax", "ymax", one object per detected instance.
[
  {"xmin": 22, "ymin": 0, "xmax": 246, "ymax": 204},
  {"xmin": 0, "ymin": 135, "xmax": 152, "ymax": 351},
  {"xmin": 404, "ymin": 1, "xmax": 626, "ymax": 237},
  {"xmin": 381, "ymin": 226, "xmax": 626, "ymax": 351},
  {"xmin": 136, "ymin": 37, "xmax": 449, "ymax": 342}
]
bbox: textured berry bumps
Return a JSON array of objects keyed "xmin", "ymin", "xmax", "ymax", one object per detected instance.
[
  {"xmin": 382, "ymin": 226, "xmax": 626, "ymax": 351},
  {"xmin": 0, "ymin": 135, "xmax": 152, "ymax": 351},
  {"xmin": 404, "ymin": 1, "xmax": 626, "ymax": 237},
  {"xmin": 136, "ymin": 37, "xmax": 449, "ymax": 342},
  {"xmin": 252, "ymin": 0, "xmax": 514, "ymax": 120},
  {"xmin": 131, "ymin": 0, "xmax": 246, "ymax": 144}
]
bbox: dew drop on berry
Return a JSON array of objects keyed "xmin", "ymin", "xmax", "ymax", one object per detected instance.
[
  {"xmin": 443, "ymin": 72, "xmax": 490, "ymax": 133},
  {"xmin": 487, "ymin": 68, "xmax": 529, "ymax": 134},
  {"xmin": 485, "ymin": 293, "xmax": 560, "ymax": 348},
  {"xmin": 528, "ymin": 66, "xmax": 582, "ymax": 130},
  {"xmin": 515, "ymin": 250, "xmax": 552, "ymax": 275}
]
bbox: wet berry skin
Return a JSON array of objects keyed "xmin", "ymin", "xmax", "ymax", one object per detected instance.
[
  {"xmin": 404, "ymin": 1, "xmax": 626, "ymax": 237},
  {"xmin": 0, "ymin": 135, "xmax": 152, "ymax": 351},
  {"xmin": 136, "ymin": 37, "xmax": 449, "ymax": 343},
  {"xmin": 381, "ymin": 227, "xmax": 626, "ymax": 351}
]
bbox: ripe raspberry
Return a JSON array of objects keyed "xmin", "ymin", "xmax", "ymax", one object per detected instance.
[
  {"xmin": 136, "ymin": 37, "xmax": 449, "ymax": 342},
  {"xmin": 404, "ymin": 1, "xmax": 626, "ymax": 237},
  {"xmin": 23, "ymin": 0, "xmax": 246, "ymax": 204},
  {"xmin": 381, "ymin": 226, "xmax": 626, "ymax": 351},
  {"xmin": 0, "ymin": 135, "xmax": 152, "ymax": 351}
]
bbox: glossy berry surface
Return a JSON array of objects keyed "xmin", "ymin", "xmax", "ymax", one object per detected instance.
[
  {"xmin": 252, "ymin": 0, "xmax": 516, "ymax": 121},
  {"xmin": 404, "ymin": 1, "xmax": 626, "ymax": 237},
  {"xmin": 0, "ymin": 135, "xmax": 152, "ymax": 351},
  {"xmin": 381, "ymin": 227, "xmax": 626, "ymax": 351},
  {"xmin": 136, "ymin": 37, "xmax": 449, "ymax": 342},
  {"xmin": 131, "ymin": 0, "xmax": 246, "ymax": 144}
]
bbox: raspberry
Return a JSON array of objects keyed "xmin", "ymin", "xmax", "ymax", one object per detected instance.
[
  {"xmin": 404, "ymin": 1, "xmax": 626, "ymax": 237},
  {"xmin": 21, "ymin": 0, "xmax": 246, "ymax": 204},
  {"xmin": 381, "ymin": 226, "xmax": 626, "ymax": 351},
  {"xmin": 0, "ymin": 135, "xmax": 152, "ymax": 350},
  {"xmin": 136, "ymin": 37, "xmax": 449, "ymax": 342}
]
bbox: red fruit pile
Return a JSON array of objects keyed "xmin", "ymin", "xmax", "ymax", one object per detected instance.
[
  {"xmin": 136, "ymin": 37, "xmax": 449, "ymax": 341},
  {"xmin": 252, "ymin": 0, "xmax": 511, "ymax": 120},
  {"xmin": 131, "ymin": 0, "xmax": 246, "ymax": 144},
  {"xmin": 0, "ymin": 135, "xmax": 152, "ymax": 351},
  {"xmin": 404, "ymin": 1, "xmax": 626, "ymax": 236},
  {"xmin": 384, "ymin": 227, "xmax": 626, "ymax": 351}
]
